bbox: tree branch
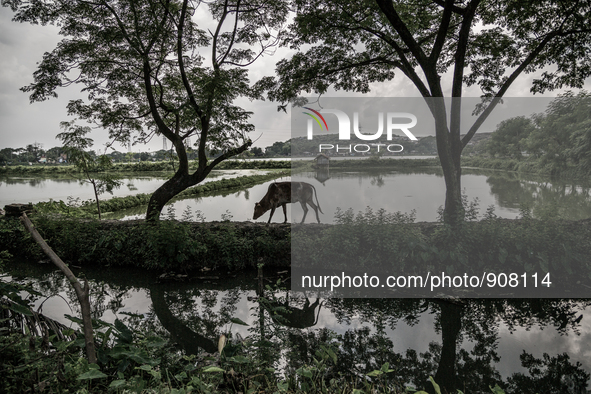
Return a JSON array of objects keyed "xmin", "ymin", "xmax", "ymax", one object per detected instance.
[
  {"xmin": 429, "ymin": 0, "xmax": 455, "ymax": 65},
  {"xmin": 211, "ymin": 0, "xmax": 230, "ymax": 69},
  {"xmin": 374, "ymin": 0, "xmax": 429, "ymax": 66},
  {"xmin": 450, "ymin": 0, "xmax": 480, "ymax": 141},
  {"xmin": 218, "ymin": 0, "xmax": 241, "ymax": 65},
  {"xmin": 20, "ymin": 213, "xmax": 97, "ymax": 365},
  {"xmin": 204, "ymin": 139, "xmax": 253, "ymax": 174},
  {"xmin": 177, "ymin": 0, "xmax": 204, "ymax": 119},
  {"xmin": 462, "ymin": 32, "xmax": 557, "ymax": 148}
]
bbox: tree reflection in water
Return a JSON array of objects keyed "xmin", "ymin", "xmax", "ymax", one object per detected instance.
[
  {"xmin": 485, "ymin": 171, "xmax": 591, "ymax": 220},
  {"xmin": 6, "ymin": 263, "xmax": 590, "ymax": 393}
]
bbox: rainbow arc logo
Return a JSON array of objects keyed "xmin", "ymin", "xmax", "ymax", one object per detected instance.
[{"xmin": 303, "ymin": 107, "xmax": 329, "ymax": 131}]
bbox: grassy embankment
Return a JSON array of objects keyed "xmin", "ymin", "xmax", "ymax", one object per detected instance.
[
  {"xmin": 0, "ymin": 159, "xmax": 292, "ymax": 175},
  {"xmin": 2, "ymin": 156, "xmax": 590, "ymax": 277},
  {"xmin": 4, "ymin": 154, "xmax": 589, "ymax": 177},
  {"xmin": 2, "ymin": 208, "xmax": 590, "ymax": 281},
  {"xmin": 462, "ymin": 156, "xmax": 591, "ymax": 179}
]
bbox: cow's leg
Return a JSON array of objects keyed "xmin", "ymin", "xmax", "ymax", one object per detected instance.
[
  {"xmin": 282, "ymin": 203, "xmax": 288, "ymax": 223},
  {"xmin": 307, "ymin": 199, "xmax": 321, "ymax": 223},
  {"xmin": 300, "ymin": 201, "xmax": 308, "ymax": 223},
  {"xmin": 268, "ymin": 206, "xmax": 276, "ymax": 224}
]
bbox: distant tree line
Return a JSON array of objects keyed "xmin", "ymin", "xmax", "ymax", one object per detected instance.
[
  {"xmin": 260, "ymin": 135, "xmax": 440, "ymax": 157},
  {"xmin": 0, "ymin": 142, "xmax": 208, "ymax": 165},
  {"xmin": 0, "ymin": 144, "xmax": 270, "ymax": 165},
  {"xmin": 485, "ymin": 91, "xmax": 591, "ymax": 174},
  {"xmin": 0, "ymin": 143, "xmax": 58, "ymax": 165}
]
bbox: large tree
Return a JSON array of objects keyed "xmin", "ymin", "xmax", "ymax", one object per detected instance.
[
  {"xmin": 486, "ymin": 116, "xmax": 534, "ymax": 159},
  {"xmin": 3, "ymin": 0, "xmax": 287, "ymax": 220},
  {"xmin": 526, "ymin": 91, "xmax": 591, "ymax": 174},
  {"xmin": 270, "ymin": 0, "xmax": 591, "ymax": 223}
]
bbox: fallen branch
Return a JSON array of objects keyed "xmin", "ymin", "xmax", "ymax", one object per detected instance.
[
  {"xmin": 19, "ymin": 213, "xmax": 97, "ymax": 364},
  {"xmin": 0, "ymin": 298, "xmax": 77, "ymax": 342}
]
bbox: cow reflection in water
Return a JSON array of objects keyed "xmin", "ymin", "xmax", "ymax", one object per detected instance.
[
  {"xmin": 253, "ymin": 295, "xmax": 324, "ymax": 329},
  {"xmin": 151, "ymin": 284, "xmax": 324, "ymax": 357}
]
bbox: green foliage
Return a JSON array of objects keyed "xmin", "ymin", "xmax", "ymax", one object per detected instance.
[
  {"xmin": 505, "ymin": 352, "xmax": 589, "ymax": 394},
  {"xmin": 476, "ymin": 92, "xmax": 591, "ymax": 177},
  {"xmin": 525, "ymin": 91, "xmax": 591, "ymax": 175},
  {"xmin": 4, "ymin": 200, "xmax": 591, "ymax": 279},
  {"xmin": 0, "ymin": 318, "xmax": 405, "ymax": 393},
  {"xmin": 328, "ymin": 157, "xmax": 441, "ymax": 169},
  {"xmin": 486, "ymin": 117, "xmax": 534, "ymax": 159},
  {"xmin": 293, "ymin": 203, "xmax": 591, "ymax": 289},
  {"xmin": 0, "ymin": 159, "xmax": 291, "ymax": 175},
  {"xmin": 57, "ymin": 121, "xmax": 123, "ymax": 219},
  {"xmin": 0, "ymin": 217, "xmax": 41, "ymax": 261},
  {"xmin": 212, "ymin": 160, "xmax": 291, "ymax": 170},
  {"xmin": 5, "ymin": 0, "xmax": 290, "ymax": 219},
  {"xmin": 0, "ymin": 216, "xmax": 290, "ymax": 272},
  {"xmin": 0, "ymin": 269, "xmax": 41, "ymax": 317},
  {"xmin": 269, "ymin": 0, "xmax": 591, "ymax": 222},
  {"xmin": 265, "ymin": 140, "xmax": 292, "ymax": 157}
]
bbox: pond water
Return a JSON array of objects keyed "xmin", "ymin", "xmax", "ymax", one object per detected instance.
[
  {"xmin": 0, "ymin": 169, "xmax": 267, "ymax": 208},
  {"xmin": 4, "ymin": 164, "xmax": 591, "ymax": 391},
  {"xmin": 0, "ymin": 163, "xmax": 591, "ymax": 223},
  {"xmin": 117, "ymin": 167, "xmax": 591, "ymax": 222},
  {"xmin": 3, "ymin": 166, "xmax": 591, "ymax": 222},
  {"xmin": 5, "ymin": 261, "xmax": 591, "ymax": 392}
]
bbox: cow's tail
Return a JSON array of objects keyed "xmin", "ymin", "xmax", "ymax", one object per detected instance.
[{"xmin": 310, "ymin": 184, "xmax": 323, "ymax": 214}]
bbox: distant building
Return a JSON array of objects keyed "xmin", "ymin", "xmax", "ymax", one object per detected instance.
[{"xmin": 315, "ymin": 153, "xmax": 330, "ymax": 167}]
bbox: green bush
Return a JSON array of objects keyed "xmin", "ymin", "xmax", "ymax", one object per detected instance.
[{"xmin": 0, "ymin": 217, "xmax": 290, "ymax": 272}]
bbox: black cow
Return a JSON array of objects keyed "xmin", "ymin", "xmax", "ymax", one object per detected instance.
[{"xmin": 253, "ymin": 181, "xmax": 323, "ymax": 223}]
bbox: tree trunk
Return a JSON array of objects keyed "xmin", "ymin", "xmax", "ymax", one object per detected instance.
[
  {"xmin": 433, "ymin": 301, "xmax": 463, "ymax": 394},
  {"xmin": 146, "ymin": 172, "xmax": 193, "ymax": 221},
  {"xmin": 441, "ymin": 155, "xmax": 463, "ymax": 224},
  {"xmin": 149, "ymin": 285, "xmax": 218, "ymax": 354},
  {"xmin": 434, "ymin": 109, "xmax": 465, "ymax": 225},
  {"xmin": 91, "ymin": 180, "xmax": 101, "ymax": 220},
  {"xmin": 145, "ymin": 136, "xmax": 252, "ymax": 221},
  {"xmin": 20, "ymin": 213, "xmax": 97, "ymax": 365}
]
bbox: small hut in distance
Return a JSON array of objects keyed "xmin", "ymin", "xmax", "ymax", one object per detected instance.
[{"xmin": 314, "ymin": 153, "xmax": 330, "ymax": 168}]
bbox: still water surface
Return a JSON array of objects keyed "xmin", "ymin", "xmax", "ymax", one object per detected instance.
[
  {"xmin": 0, "ymin": 167, "xmax": 591, "ymax": 223},
  {"xmin": 0, "ymin": 169, "xmax": 266, "ymax": 208},
  {"xmin": 118, "ymin": 167, "xmax": 591, "ymax": 222},
  {"xmin": 4, "ymin": 165, "xmax": 591, "ymax": 390},
  {"xmin": 3, "ymin": 167, "xmax": 591, "ymax": 222},
  {"xmin": 5, "ymin": 261, "xmax": 591, "ymax": 391}
]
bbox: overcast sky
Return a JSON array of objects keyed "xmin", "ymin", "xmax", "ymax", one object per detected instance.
[{"xmin": 1, "ymin": 5, "xmax": 590, "ymax": 153}]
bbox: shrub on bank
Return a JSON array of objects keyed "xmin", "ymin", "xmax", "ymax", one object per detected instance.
[
  {"xmin": 326, "ymin": 157, "xmax": 440, "ymax": 169},
  {"xmin": 0, "ymin": 217, "xmax": 290, "ymax": 272},
  {"xmin": 461, "ymin": 156, "xmax": 591, "ymax": 178},
  {"xmin": 291, "ymin": 209, "xmax": 591, "ymax": 295},
  {"xmin": 2, "ymin": 212, "xmax": 590, "ymax": 280}
]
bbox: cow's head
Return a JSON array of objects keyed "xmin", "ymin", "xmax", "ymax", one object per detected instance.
[{"xmin": 253, "ymin": 202, "xmax": 266, "ymax": 220}]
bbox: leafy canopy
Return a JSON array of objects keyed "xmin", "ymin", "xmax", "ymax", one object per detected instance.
[
  {"xmin": 4, "ymin": 0, "xmax": 287, "ymax": 159},
  {"xmin": 271, "ymin": 0, "xmax": 591, "ymax": 143},
  {"xmin": 3, "ymin": 0, "xmax": 288, "ymax": 219},
  {"xmin": 268, "ymin": 0, "xmax": 591, "ymax": 223}
]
